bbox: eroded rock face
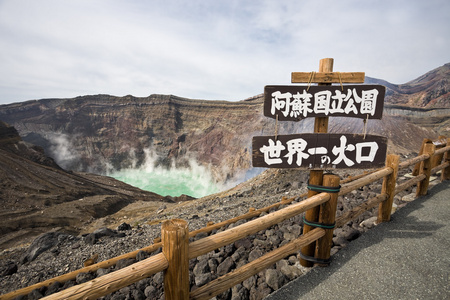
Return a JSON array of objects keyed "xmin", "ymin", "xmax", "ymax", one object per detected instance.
[
  {"xmin": 1, "ymin": 64, "xmax": 448, "ymax": 184},
  {"xmin": 0, "ymin": 95, "xmax": 274, "ymax": 184},
  {"xmin": 0, "ymin": 90, "xmax": 441, "ymax": 186},
  {"xmin": 0, "ymin": 121, "xmax": 165, "ymax": 250}
]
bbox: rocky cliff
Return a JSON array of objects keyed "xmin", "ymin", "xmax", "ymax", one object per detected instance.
[
  {"xmin": 0, "ymin": 93, "xmax": 442, "ymax": 190},
  {"xmin": 0, "ymin": 64, "xmax": 448, "ymax": 190},
  {"xmin": 0, "ymin": 121, "xmax": 167, "ymax": 250},
  {"xmin": 0, "ymin": 94, "xmax": 292, "ymax": 184}
]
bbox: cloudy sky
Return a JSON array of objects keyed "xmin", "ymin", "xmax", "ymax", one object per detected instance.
[{"xmin": 0, "ymin": 0, "xmax": 449, "ymax": 104}]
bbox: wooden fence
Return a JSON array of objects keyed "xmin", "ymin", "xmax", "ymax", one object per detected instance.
[{"xmin": 1, "ymin": 137, "xmax": 449, "ymax": 300}]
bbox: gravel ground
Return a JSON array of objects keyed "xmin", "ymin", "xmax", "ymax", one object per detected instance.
[{"xmin": 0, "ymin": 167, "xmax": 419, "ymax": 299}]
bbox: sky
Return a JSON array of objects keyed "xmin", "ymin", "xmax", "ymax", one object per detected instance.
[{"xmin": 0, "ymin": 0, "xmax": 449, "ymax": 105}]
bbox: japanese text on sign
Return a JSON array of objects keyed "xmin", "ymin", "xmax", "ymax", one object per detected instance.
[
  {"xmin": 252, "ymin": 133, "xmax": 387, "ymax": 169},
  {"xmin": 264, "ymin": 85, "xmax": 385, "ymax": 121}
]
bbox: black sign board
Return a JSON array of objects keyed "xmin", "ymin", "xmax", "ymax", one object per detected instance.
[
  {"xmin": 264, "ymin": 85, "xmax": 385, "ymax": 121},
  {"xmin": 252, "ymin": 133, "xmax": 387, "ymax": 169}
]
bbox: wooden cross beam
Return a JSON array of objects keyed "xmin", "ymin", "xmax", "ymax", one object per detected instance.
[{"xmin": 291, "ymin": 71, "xmax": 365, "ymax": 84}]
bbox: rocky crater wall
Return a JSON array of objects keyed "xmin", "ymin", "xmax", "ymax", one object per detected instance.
[{"xmin": 0, "ymin": 93, "xmax": 440, "ymax": 186}]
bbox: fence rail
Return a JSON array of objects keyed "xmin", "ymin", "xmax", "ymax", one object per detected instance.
[{"xmin": 1, "ymin": 138, "xmax": 449, "ymax": 300}]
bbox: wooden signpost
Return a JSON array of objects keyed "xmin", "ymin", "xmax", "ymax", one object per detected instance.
[
  {"xmin": 252, "ymin": 58, "xmax": 388, "ymax": 267},
  {"xmin": 252, "ymin": 133, "xmax": 387, "ymax": 169},
  {"xmin": 264, "ymin": 84, "xmax": 385, "ymax": 121}
]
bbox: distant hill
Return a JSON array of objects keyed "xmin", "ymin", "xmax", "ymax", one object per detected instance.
[
  {"xmin": 366, "ymin": 63, "xmax": 450, "ymax": 108},
  {"xmin": 364, "ymin": 63, "xmax": 450, "ymax": 137}
]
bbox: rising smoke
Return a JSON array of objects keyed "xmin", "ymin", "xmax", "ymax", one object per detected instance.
[{"xmin": 48, "ymin": 132, "xmax": 81, "ymax": 170}]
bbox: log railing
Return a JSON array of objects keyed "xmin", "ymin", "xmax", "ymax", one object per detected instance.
[{"xmin": 1, "ymin": 137, "xmax": 449, "ymax": 300}]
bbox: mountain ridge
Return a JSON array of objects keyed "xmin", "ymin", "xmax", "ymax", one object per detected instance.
[{"xmin": 365, "ymin": 62, "xmax": 450, "ymax": 108}]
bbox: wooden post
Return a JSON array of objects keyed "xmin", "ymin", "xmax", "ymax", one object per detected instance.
[
  {"xmin": 442, "ymin": 138, "xmax": 450, "ymax": 181},
  {"xmin": 431, "ymin": 135, "xmax": 446, "ymax": 168},
  {"xmin": 416, "ymin": 143, "xmax": 436, "ymax": 196},
  {"xmin": 300, "ymin": 57, "xmax": 334, "ymax": 267},
  {"xmin": 412, "ymin": 138, "xmax": 432, "ymax": 176},
  {"xmin": 315, "ymin": 173, "xmax": 340, "ymax": 265},
  {"xmin": 162, "ymin": 219, "xmax": 189, "ymax": 300},
  {"xmin": 377, "ymin": 154, "xmax": 400, "ymax": 223}
]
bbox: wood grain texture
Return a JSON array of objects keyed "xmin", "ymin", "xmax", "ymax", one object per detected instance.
[
  {"xmin": 377, "ymin": 154, "xmax": 400, "ymax": 223},
  {"xmin": 291, "ymin": 72, "xmax": 365, "ymax": 83},
  {"xmin": 41, "ymin": 253, "xmax": 168, "ymax": 300},
  {"xmin": 300, "ymin": 57, "xmax": 333, "ymax": 267},
  {"xmin": 162, "ymin": 219, "xmax": 189, "ymax": 300},
  {"xmin": 416, "ymin": 143, "xmax": 436, "ymax": 197},
  {"xmin": 315, "ymin": 174, "xmax": 340, "ymax": 265},
  {"xmin": 189, "ymin": 192, "xmax": 329, "ymax": 259}
]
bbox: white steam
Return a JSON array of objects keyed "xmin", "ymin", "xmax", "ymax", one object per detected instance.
[
  {"xmin": 43, "ymin": 133, "xmax": 259, "ymax": 198},
  {"xmin": 47, "ymin": 132, "xmax": 80, "ymax": 169}
]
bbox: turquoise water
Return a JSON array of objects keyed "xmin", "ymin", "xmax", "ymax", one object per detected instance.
[
  {"xmin": 108, "ymin": 153, "xmax": 221, "ymax": 198},
  {"xmin": 110, "ymin": 167, "xmax": 219, "ymax": 198}
]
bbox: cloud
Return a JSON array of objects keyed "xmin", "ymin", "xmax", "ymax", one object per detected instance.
[{"xmin": 0, "ymin": 0, "xmax": 449, "ymax": 104}]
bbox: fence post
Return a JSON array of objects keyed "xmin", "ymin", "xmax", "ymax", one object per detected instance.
[
  {"xmin": 431, "ymin": 135, "xmax": 446, "ymax": 168},
  {"xmin": 377, "ymin": 154, "xmax": 400, "ymax": 223},
  {"xmin": 300, "ymin": 171, "xmax": 323, "ymax": 268},
  {"xmin": 412, "ymin": 138, "xmax": 432, "ymax": 176},
  {"xmin": 314, "ymin": 173, "xmax": 340, "ymax": 266},
  {"xmin": 162, "ymin": 219, "xmax": 189, "ymax": 300},
  {"xmin": 416, "ymin": 143, "xmax": 436, "ymax": 197},
  {"xmin": 442, "ymin": 138, "xmax": 450, "ymax": 181}
]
